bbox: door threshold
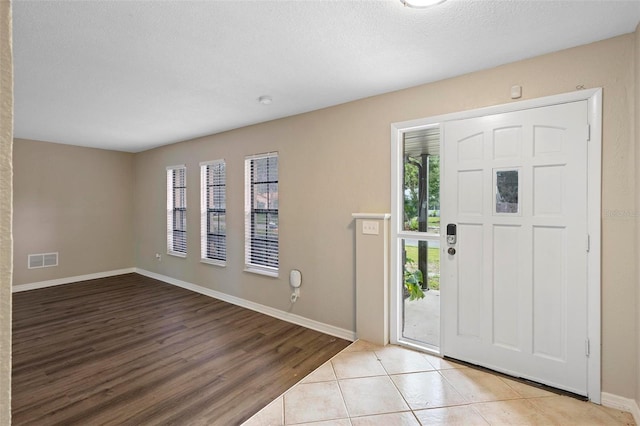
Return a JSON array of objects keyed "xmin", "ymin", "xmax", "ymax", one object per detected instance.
[
  {"xmin": 444, "ymin": 356, "xmax": 588, "ymax": 402},
  {"xmin": 397, "ymin": 337, "xmax": 440, "ymax": 356}
]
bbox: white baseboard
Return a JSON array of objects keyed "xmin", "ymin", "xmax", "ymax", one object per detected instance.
[
  {"xmin": 12, "ymin": 268, "xmax": 137, "ymax": 292},
  {"xmin": 135, "ymin": 268, "xmax": 356, "ymax": 342},
  {"xmin": 601, "ymin": 392, "xmax": 640, "ymax": 424}
]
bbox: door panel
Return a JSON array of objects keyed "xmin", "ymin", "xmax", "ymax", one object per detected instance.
[
  {"xmin": 492, "ymin": 224, "xmax": 520, "ymax": 350},
  {"xmin": 458, "ymin": 171, "xmax": 483, "ymax": 215},
  {"xmin": 532, "ymin": 225, "xmax": 566, "ymax": 361},
  {"xmin": 456, "ymin": 223, "xmax": 483, "ymax": 338},
  {"xmin": 442, "ymin": 101, "xmax": 588, "ymax": 395}
]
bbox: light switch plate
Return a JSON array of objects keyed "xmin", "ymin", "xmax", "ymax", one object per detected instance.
[{"xmin": 362, "ymin": 220, "xmax": 379, "ymax": 235}]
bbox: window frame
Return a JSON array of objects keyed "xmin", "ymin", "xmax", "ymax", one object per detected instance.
[
  {"xmin": 167, "ymin": 165, "xmax": 187, "ymax": 258},
  {"xmin": 200, "ymin": 159, "xmax": 227, "ymax": 266},
  {"xmin": 244, "ymin": 152, "xmax": 279, "ymax": 277}
]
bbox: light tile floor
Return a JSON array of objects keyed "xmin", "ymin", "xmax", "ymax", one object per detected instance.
[{"xmin": 243, "ymin": 340, "xmax": 636, "ymax": 426}]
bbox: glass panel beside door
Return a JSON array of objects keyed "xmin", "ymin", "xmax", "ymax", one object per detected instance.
[
  {"xmin": 401, "ymin": 238, "xmax": 440, "ymax": 348},
  {"xmin": 396, "ymin": 125, "xmax": 441, "ymax": 352}
]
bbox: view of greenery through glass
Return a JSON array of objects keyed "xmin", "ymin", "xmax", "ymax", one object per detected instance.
[
  {"xmin": 405, "ymin": 244, "xmax": 440, "ymax": 290},
  {"xmin": 403, "ymin": 155, "xmax": 440, "ymax": 233},
  {"xmin": 402, "ymin": 154, "xmax": 440, "ymax": 299}
]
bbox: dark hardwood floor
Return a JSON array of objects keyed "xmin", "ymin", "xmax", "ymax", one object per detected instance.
[{"xmin": 12, "ymin": 273, "xmax": 351, "ymax": 425}]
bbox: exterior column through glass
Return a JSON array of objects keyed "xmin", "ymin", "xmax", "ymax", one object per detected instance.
[{"xmin": 418, "ymin": 154, "xmax": 429, "ymax": 291}]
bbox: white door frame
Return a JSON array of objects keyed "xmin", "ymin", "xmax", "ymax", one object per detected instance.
[{"xmin": 390, "ymin": 88, "xmax": 601, "ymax": 403}]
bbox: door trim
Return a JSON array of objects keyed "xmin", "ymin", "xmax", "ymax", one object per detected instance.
[{"xmin": 390, "ymin": 88, "xmax": 601, "ymax": 402}]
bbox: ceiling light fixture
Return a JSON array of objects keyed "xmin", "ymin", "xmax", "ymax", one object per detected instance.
[
  {"xmin": 258, "ymin": 95, "xmax": 273, "ymax": 105},
  {"xmin": 400, "ymin": 0, "xmax": 446, "ymax": 8}
]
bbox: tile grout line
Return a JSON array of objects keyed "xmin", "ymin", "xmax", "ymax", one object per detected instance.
[
  {"xmin": 330, "ymin": 358, "xmax": 352, "ymax": 424},
  {"xmin": 373, "ymin": 348, "xmax": 426, "ymax": 424}
]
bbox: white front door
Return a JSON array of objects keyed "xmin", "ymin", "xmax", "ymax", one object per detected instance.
[{"xmin": 441, "ymin": 101, "xmax": 589, "ymax": 395}]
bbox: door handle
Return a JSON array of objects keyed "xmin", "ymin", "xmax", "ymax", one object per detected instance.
[{"xmin": 448, "ymin": 247, "xmax": 456, "ymax": 256}]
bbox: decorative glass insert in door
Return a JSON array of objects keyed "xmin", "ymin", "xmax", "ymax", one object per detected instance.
[{"xmin": 495, "ymin": 169, "xmax": 520, "ymax": 214}]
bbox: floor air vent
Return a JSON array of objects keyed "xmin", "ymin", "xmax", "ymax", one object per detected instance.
[{"xmin": 28, "ymin": 252, "xmax": 58, "ymax": 269}]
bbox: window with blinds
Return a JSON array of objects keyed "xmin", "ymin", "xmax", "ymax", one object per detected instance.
[
  {"xmin": 244, "ymin": 152, "xmax": 279, "ymax": 275},
  {"xmin": 167, "ymin": 165, "xmax": 187, "ymax": 257},
  {"xmin": 201, "ymin": 160, "xmax": 226, "ymax": 265}
]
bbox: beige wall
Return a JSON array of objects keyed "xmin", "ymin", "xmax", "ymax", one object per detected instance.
[
  {"xmin": 13, "ymin": 139, "xmax": 135, "ymax": 285},
  {"xmin": 0, "ymin": 1, "xmax": 12, "ymax": 423},
  {"xmin": 134, "ymin": 33, "xmax": 638, "ymax": 398}
]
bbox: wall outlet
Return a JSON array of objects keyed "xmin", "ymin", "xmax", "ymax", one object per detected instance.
[
  {"xmin": 362, "ymin": 221, "xmax": 379, "ymax": 235},
  {"xmin": 155, "ymin": 253, "xmax": 162, "ymax": 261}
]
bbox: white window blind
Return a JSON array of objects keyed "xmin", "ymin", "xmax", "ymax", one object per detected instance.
[
  {"xmin": 244, "ymin": 152, "xmax": 279, "ymax": 274},
  {"xmin": 167, "ymin": 165, "xmax": 187, "ymax": 256},
  {"xmin": 201, "ymin": 160, "xmax": 226, "ymax": 265}
]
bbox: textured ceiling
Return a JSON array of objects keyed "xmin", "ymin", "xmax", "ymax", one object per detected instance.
[{"xmin": 12, "ymin": 0, "xmax": 640, "ymax": 153}]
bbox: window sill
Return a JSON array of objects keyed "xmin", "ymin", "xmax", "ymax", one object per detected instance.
[
  {"xmin": 201, "ymin": 259, "xmax": 226, "ymax": 267},
  {"xmin": 244, "ymin": 266, "xmax": 279, "ymax": 278},
  {"xmin": 167, "ymin": 251, "xmax": 187, "ymax": 258}
]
